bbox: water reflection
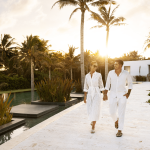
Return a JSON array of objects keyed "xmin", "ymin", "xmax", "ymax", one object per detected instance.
[
  {"xmin": 0, "ymin": 91, "xmax": 39, "ymax": 107},
  {"xmin": 0, "ymin": 93, "xmax": 8, "ymax": 102}
]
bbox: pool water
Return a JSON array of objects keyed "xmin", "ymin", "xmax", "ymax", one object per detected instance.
[{"xmin": 1, "ymin": 91, "xmax": 39, "ymax": 107}]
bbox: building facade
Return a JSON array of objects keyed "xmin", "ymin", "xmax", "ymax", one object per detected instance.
[{"xmin": 123, "ymin": 60, "xmax": 150, "ymax": 81}]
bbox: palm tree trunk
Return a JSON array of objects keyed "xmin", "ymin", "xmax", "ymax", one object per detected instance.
[
  {"xmin": 105, "ymin": 27, "xmax": 109, "ymax": 82},
  {"xmin": 71, "ymin": 67, "xmax": 72, "ymax": 80},
  {"xmin": 31, "ymin": 56, "xmax": 34, "ymax": 102},
  {"xmin": 64, "ymin": 71, "xmax": 66, "ymax": 80},
  {"xmin": 80, "ymin": 10, "xmax": 85, "ymax": 89},
  {"xmin": 49, "ymin": 67, "xmax": 51, "ymax": 80}
]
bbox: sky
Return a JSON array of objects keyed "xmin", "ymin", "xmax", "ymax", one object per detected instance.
[{"xmin": 0, "ymin": 0, "xmax": 150, "ymax": 58}]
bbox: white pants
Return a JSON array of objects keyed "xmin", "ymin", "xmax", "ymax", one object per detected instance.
[{"xmin": 109, "ymin": 95, "xmax": 127, "ymax": 130}]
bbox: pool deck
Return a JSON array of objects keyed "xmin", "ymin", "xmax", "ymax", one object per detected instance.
[
  {"xmin": 10, "ymin": 104, "xmax": 59, "ymax": 118},
  {"xmin": 1, "ymin": 82, "xmax": 150, "ymax": 150}
]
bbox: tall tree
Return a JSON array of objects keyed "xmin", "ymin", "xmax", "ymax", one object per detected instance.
[
  {"xmin": 90, "ymin": 4, "xmax": 125, "ymax": 81},
  {"xmin": 20, "ymin": 35, "xmax": 50, "ymax": 101},
  {"xmin": 52, "ymin": 0, "xmax": 116, "ymax": 88},
  {"xmin": 37, "ymin": 51, "xmax": 62, "ymax": 80},
  {"xmin": 84, "ymin": 50, "xmax": 92, "ymax": 74},
  {"xmin": 65, "ymin": 45, "xmax": 79, "ymax": 80},
  {"xmin": 0, "ymin": 34, "xmax": 16, "ymax": 70}
]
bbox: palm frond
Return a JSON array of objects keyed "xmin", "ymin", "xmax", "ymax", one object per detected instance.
[
  {"xmin": 98, "ymin": 6, "xmax": 108, "ymax": 22},
  {"xmin": 85, "ymin": 3, "xmax": 91, "ymax": 12},
  {"xmin": 90, "ymin": 12, "xmax": 106, "ymax": 25},
  {"xmin": 86, "ymin": 0, "xmax": 94, "ymax": 2},
  {"xmin": 144, "ymin": 39, "xmax": 150, "ymax": 45},
  {"xmin": 144, "ymin": 43, "xmax": 150, "ymax": 52},
  {"xmin": 90, "ymin": 25, "xmax": 104, "ymax": 29},
  {"xmin": 110, "ymin": 17, "xmax": 125, "ymax": 25},
  {"xmin": 112, "ymin": 23, "xmax": 126, "ymax": 26},
  {"xmin": 5, "ymin": 38, "xmax": 15, "ymax": 48},
  {"xmin": 51, "ymin": 0, "xmax": 78, "ymax": 9},
  {"xmin": 90, "ymin": 0, "xmax": 116, "ymax": 7},
  {"xmin": 110, "ymin": 4, "xmax": 119, "ymax": 17},
  {"xmin": 90, "ymin": 0, "xmax": 109, "ymax": 7},
  {"xmin": 69, "ymin": 8, "xmax": 81, "ymax": 20}
]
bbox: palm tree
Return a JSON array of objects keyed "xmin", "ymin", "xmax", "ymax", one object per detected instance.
[
  {"xmin": 144, "ymin": 32, "xmax": 150, "ymax": 52},
  {"xmin": 65, "ymin": 45, "xmax": 79, "ymax": 80},
  {"xmin": 37, "ymin": 51, "xmax": 63, "ymax": 80},
  {"xmin": 84, "ymin": 50, "xmax": 92, "ymax": 74},
  {"xmin": 20, "ymin": 35, "xmax": 50, "ymax": 101},
  {"xmin": 0, "ymin": 34, "xmax": 16, "ymax": 70},
  {"xmin": 90, "ymin": 5, "xmax": 125, "ymax": 81},
  {"xmin": 52, "ymin": 0, "xmax": 116, "ymax": 88}
]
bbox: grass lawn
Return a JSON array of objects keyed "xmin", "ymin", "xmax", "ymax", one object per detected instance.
[{"xmin": 0, "ymin": 88, "xmax": 37, "ymax": 94}]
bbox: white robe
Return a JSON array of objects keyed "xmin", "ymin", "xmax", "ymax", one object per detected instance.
[{"xmin": 83, "ymin": 72, "xmax": 104, "ymax": 121}]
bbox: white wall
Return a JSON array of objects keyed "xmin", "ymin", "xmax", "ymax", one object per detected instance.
[{"xmin": 123, "ymin": 60, "xmax": 150, "ymax": 76}]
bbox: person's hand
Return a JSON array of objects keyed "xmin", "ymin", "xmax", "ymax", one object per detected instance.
[
  {"xmin": 123, "ymin": 93, "xmax": 129, "ymax": 99},
  {"xmin": 84, "ymin": 97, "xmax": 86, "ymax": 103},
  {"xmin": 103, "ymin": 94, "xmax": 108, "ymax": 101}
]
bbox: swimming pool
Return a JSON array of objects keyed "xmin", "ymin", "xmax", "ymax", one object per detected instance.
[{"xmin": 0, "ymin": 91, "xmax": 39, "ymax": 107}]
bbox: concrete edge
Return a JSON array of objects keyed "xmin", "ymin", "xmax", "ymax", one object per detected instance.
[
  {"xmin": 12, "ymin": 105, "xmax": 59, "ymax": 118},
  {"xmin": 0, "ymin": 101, "xmax": 84, "ymax": 150},
  {"xmin": 0, "ymin": 118, "xmax": 25, "ymax": 135},
  {"xmin": 31, "ymin": 98, "xmax": 78, "ymax": 106}
]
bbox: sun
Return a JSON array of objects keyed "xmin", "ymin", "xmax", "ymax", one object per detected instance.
[{"xmin": 84, "ymin": 23, "xmax": 131, "ymax": 58}]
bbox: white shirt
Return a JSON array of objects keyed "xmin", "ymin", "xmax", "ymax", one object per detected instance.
[
  {"xmin": 105, "ymin": 70, "xmax": 133, "ymax": 97},
  {"xmin": 84, "ymin": 72, "xmax": 104, "ymax": 98}
]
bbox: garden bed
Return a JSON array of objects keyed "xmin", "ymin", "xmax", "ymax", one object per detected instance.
[
  {"xmin": 0, "ymin": 118, "xmax": 25, "ymax": 135},
  {"xmin": 31, "ymin": 98, "xmax": 79, "ymax": 107}
]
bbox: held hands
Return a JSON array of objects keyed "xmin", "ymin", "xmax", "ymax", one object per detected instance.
[
  {"xmin": 103, "ymin": 94, "xmax": 108, "ymax": 101},
  {"xmin": 123, "ymin": 93, "xmax": 129, "ymax": 99}
]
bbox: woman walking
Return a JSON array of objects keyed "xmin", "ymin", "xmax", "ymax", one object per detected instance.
[{"xmin": 84, "ymin": 61, "xmax": 105, "ymax": 133}]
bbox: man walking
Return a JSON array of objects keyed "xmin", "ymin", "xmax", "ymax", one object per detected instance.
[{"xmin": 104, "ymin": 60, "xmax": 133, "ymax": 137}]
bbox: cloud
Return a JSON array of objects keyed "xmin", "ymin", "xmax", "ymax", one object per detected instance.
[
  {"xmin": 10, "ymin": 0, "xmax": 39, "ymax": 16},
  {"xmin": 0, "ymin": 0, "xmax": 39, "ymax": 31},
  {"xmin": 31, "ymin": 6, "xmax": 47, "ymax": 25},
  {"xmin": 57, "ymin": 18, "xmax": 79, "ymax": 34}
]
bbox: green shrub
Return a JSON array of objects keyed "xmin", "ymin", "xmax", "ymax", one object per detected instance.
[
  {"xmin": 146, "ymin": 99, "xmax": 150, "ymax": 103},
  {"xmin": 148, "ymin": 92, "xmax": 150, "ymax": 96},
  {"xmin": 0, "ymin": 74, "xmax": 30, "ymax": 91},
  {"xmin": 75, "ymin": 80, "xmax": 83, "ymax": 93},
  {"xmin": 0, "ymin": 93, "xmax": 13, "ymax": 126},
  {"xmin": 136, "ymin": 76, "xmax": 146, "ymax": 81},
  {"xmin": 35, "ymin": 78, "xmax": 74, "ymax": 102}
]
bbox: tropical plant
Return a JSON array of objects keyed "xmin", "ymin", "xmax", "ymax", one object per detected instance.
[
  {"xmin": 35, "ymin": 78, "xmax": 74, "ymax": 102},
  {"xmin": 0, "ymin": 34, "xmax": 17, "ymax": 70},
  {"xmin": 65, "ymin": 45, "xmax": 79, "ymax": 80},
  {"xmin": 0, "ymin": 93, "xmax": 13, "ymax": 126},
  {"xmin": 144, "ymin": 32, "xmax": 150, "ymax": 52},
  {"xmin": 52, "ymin": 0, "xmax": 116, "ymax": 88},
  {"xmin": 90, "ymin": 4, "xmax": 125, "ymax": 80},
  {"xmin": 36, "ymin": 51, "xmax": 64, "ymax": 80},
  {"xmin": 84, "ymin": 50, "xmax": 92, "ymax": 74},
  {"xmin": 20, "ymin": 35, "xmax": 51, "ymax": 101},
  {"xmin": 75, "ymin": 79, "xmax": 83, "ymax": 93}
]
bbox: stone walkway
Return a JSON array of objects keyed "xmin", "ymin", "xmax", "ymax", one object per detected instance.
[{"xmin": 1, "ymin": 82, "xmax": 150, "ymax": 150}]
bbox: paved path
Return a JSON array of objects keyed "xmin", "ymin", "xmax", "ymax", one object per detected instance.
[{"xmin": 1, "ymin": 82, "xmax": 150, "ymax": 150}]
